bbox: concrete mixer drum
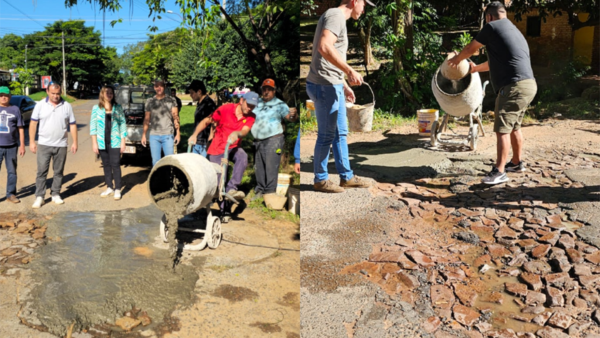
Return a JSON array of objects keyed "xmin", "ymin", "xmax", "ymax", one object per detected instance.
[{"xmin": 430, "ymin": 62, "xmax": 489, "ymax": 151}]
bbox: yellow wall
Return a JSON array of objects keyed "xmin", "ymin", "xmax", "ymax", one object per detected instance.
[{"xmin": 574, "ymin": 13, "xmax": 595, "ymax": 65}]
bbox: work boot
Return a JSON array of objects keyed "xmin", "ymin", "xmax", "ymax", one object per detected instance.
[
  {"xmin": 7, "ymin": 195, "xmax": 20, "ymax": 204},
  {"xmin": 227, "ymin": 190, "xmax": 245, "ymax": 200},
  {"xmin": 340, "ymin": 175, "xmax": 371, "ymax": 189},
  {"xmin": 314, "ymin": 180, "xmax": 345, "ymax": 193}
]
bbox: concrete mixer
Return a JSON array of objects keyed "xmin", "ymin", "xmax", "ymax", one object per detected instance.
[
  {"xmin": 147, "ymin": 143, "xmax": 239, "ymax": 251},
  {"xmin": 430, "ymin": 59, "xmax": 489, "ymax": 150}
]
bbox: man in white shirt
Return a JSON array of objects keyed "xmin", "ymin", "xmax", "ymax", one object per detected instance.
[{"xmin": 29, "ymin": 82, "xmax": 78, "ymax": 208}]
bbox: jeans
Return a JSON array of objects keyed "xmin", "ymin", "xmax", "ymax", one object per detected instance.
[
  {"xmin": 254, "ymin": 134, "xmax": 284, "ymax": 194},
  {"xmin": 0, "ymin": 145, "xmax": 18, "ymax": 198},
  {"xmin": 306, "ymin": 81, "xmax": 353, "ymax": 183},
  {"xmin": 149, "ymin": 134, "xmax": 174, "ymax": 166},
  {"xmin": 192, "ymin": 144, "xmax": 208, "ymax": 157},
  {"xmin": 99, "ymin": 147, "xmax": 122, "ymax": 190},
  {"xmin": 209, "ymin": 147, "xmax": 248, "ymax": 213},
  {"xmin": 35, "ymin": 145, "xmax": 67, "ymax": 198}
]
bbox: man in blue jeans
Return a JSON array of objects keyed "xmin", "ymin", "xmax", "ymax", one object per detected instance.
[
  {"xmin": 141, "ymin": 79, "xmax": 180, "ymax": 166},
  {"xmin": 0, "ymin": 86, "xmax": 26, "ymax": 204},
  {"xmin": 306, "ymin": 0, "xmax": 374, "ymax": 193}
]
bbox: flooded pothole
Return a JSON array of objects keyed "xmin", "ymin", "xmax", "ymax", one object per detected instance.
[{"xmin": 23, "ymin": 206, "xmax": 199, "ymax": 336}]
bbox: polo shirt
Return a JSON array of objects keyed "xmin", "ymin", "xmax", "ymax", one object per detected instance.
[
  {"xmin": 207, "ymin": 103, "xmax": 256, "ymax": 156},
  {"xmin": 31, "ymin": 98, "xmax": 76, "ymax": 147},
  {"xmin": 251, "ymin": 97, "xmax": 289, "ymax": 140}
]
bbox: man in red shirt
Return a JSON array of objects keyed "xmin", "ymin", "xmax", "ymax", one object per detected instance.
[{"xmin": 188, "ymin": 92, "xmax": 258, "ymax": 221}]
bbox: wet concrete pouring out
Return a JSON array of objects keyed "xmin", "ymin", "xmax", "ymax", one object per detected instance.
[
  {"xmin": 323, "ymin": 148, "xmax": 600, "ymax": 337},
  {"xmin": 17, "ymin": 206, "xmax": 198, "ymax": 336}
]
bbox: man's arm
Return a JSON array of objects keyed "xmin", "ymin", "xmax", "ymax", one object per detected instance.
[
  {"xmin": 172, "ymin": 106, "xmax": 180, "ymax": 145},
  {"xmin": 470, "ymin": 61, "xmax": 489, "ymax": 73},
  {"xmin": 447, "ymin": 40, "xmax": 484, "ymax": 68},
  {"xmin": 318, "ymin": 29, "xmax": 363, "ymax": 86},
  {"xmin": 70, "ymin": 123, "xmax": 78, "ymax": 154},
  {"xmin": 29, "ymin": 120, "xmax": 38, "ymax": 153},
  {"xmin": 284, "ymin": 106, "xmax": 298, "ymax": 122},
  {"xmin": 18, "ymin": 127, "xmax": 25, "ymax": 156},
  {"xmin": 188, "ymin": 116, "xmax": 214, "ymax": 144},
  {"xmin": 227, "ymin": 126, "xmax": 251, "ymax": 143},
  {"xmin": 141, "ymin": 111, "xmax": 150, "ymax": 147}
]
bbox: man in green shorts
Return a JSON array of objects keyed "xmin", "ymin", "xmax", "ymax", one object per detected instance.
[{"xmin": 449, "ymin": 1, "xmax": 537, "ymax": 185}]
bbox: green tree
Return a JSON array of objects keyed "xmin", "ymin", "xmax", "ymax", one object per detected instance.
[
  {"xmin": 119, "ymin": 41, "xmax": 146, "ymax": 84},
  {"xmin": 25, "ymin": 20, "xmax": 115, "ymax": 89},
  {"xmin": 14, "ymin": 68, "xmax": 35, "ymax": 93},
  {"xmin": 509, "ymin": 0, "xmax": 598, "ymax": 31},
  {"xmin": 0, "ymin": 34, "xmax": 25, "ymax": 70}
]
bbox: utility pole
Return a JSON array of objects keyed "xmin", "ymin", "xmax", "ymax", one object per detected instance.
[
  {"xmin": 222, "ymin": 0, "xmax": 226, "ymax": 19},
  {"xmin": 25, "ymin": 44, "xmax": 27, "ymax": 71},
  {"xmin": 62, "ymin": 31, "xmax": 66, "ymax": 96}
]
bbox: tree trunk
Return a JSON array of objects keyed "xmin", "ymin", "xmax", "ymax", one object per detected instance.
[
  {"xmin": 479, "ymin": 0, "xmax": 486, "ymax": 30},
  {"xmin": 358, "ymin": 17, "xmax": 374, "ymax": 67},
  {"xmin": 392, "ymin": 0, "xmax": 417, "ymax": 106}
]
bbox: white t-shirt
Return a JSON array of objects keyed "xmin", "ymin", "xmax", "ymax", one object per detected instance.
[{"xmin": 31, "ymin": 98, "xmax": 76, "ymax": 147}]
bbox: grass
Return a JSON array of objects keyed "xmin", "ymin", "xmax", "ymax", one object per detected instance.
[
  {"xmin": 177, "ymin": 105, "xmax": 197, "ymax": 153},
  {"xmin": 246, "ymin": 192, "xmax": 300, "ymax": 224},
  {"xmin": 29, "ymin": 91, "xmax": 76, "ymax": 103},
  {"xmin": 533, "ymin": 97, "xmax": 600, "ymax": 119}
]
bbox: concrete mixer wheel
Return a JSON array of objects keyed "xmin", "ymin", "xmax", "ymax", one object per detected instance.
[
  {"xmin": 469, "ymin": 125, "xmax": 478, "ymax": 151},
  {"xmin": 207, "ymin": 217, "xmax": 222, "ymax": 249},
  {"xmin": 160, "ymin": 214, "xmax": 169, "ymax": 243},
  {"xmin": 430, "ymin": 121, "xmax": 439, "ymax": 147}
]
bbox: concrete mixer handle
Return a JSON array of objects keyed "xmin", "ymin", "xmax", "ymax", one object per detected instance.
[
  {"xmin": 482, "ymin": 81, "xmax": 490, "ymax": 97},
  {"xmin": 218, "ymin": 141, "xmax": 239, "ymax": 205}
]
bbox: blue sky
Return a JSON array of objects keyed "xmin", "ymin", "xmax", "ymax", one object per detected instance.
[{"xmin": 0, "ymin": 0, "xmax": 186, "ymax": 54}]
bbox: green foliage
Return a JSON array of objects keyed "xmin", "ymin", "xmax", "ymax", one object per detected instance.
[
  {"xmin": 453, "ymin": 32, "xmax": 473, "ymax": 50},
  {"xmin": 510, "ymin": 0, "xmax": 599, "ymax": 30},
  {"xmin": 301, "ymin": 0, "xmax": 318, "ymax": 16},
  {"xmin": 9, "ymin": 81, "xmax": 23, "ymax": 95},
  {"xmin": 17, "ymin": 20, "xmax": 118, "ymax": 89},
  {"xmin": 534, "ymin": 97, "xmax": 600, "ymax": 119},
  {"xmin": 13, "ymin": 68, "xmax": 35, "ymax": 92},
  {"xmin": 170, "ymin": 22, "xmax": 256, "ymax": 93},
  {"xmin": 538, "ymin": 58, "xmax": 590, "ymax": 103},
  {"xmin": 130, "ymin": 28, "xmax": 190, "ymax": 85},
  {"xmin": 0, "ymin": 34, "xmax": 25, "ymax": 70}
]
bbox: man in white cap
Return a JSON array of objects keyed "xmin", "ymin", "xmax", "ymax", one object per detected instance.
[
  {"xmin": 306, "ymin": 0, "xmax": 375, "ymax": 193},
  {"xmin": 188, "ymin": 91, "xmax": 258, "ymax": 222}
]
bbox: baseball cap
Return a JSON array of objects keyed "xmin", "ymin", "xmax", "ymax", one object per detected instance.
[
  {"xmin": 186, "ymin": 79, "xmax": 206, "ymax": 94},
  {"xmin": 153, "ymin": 78, "xmax": 166, "ymax": 86},
  {"xmin": 261, "ymin": 79, "xmax": 276, "ymax": 89},
  {"xmin": 0, "ymin": 86, "xmax": 10, "ymax": 95},
  {"xmin": 243, "ymin": 91, "xmax": 259, "ymax": 106}
]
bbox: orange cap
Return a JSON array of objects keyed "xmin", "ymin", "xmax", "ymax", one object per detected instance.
[{"xmin": 262, "ymin": 78, "xmax": 276, "ymax": 88}]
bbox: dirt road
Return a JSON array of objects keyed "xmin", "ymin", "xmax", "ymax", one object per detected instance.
[
  {"xmin": 0, "ymin": 99, "xmax": 300, "ymax": 338},
  {"xmin": 300, "ymin": 119, "xmax": 600, "ymax": 338}
]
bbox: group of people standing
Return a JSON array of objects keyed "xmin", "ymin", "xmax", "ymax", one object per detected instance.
[
  {"xmin": 0, "ymin": 77, "xmax": 298, "ymax": 220},
  {"xmin": 307, "ymin": 0, "xmax": 536, "ymax": 191}
]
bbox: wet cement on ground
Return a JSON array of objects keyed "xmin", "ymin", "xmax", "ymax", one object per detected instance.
[{"xmin": 25, "ymin": 206, "xmax": 198, "ymax": 336}]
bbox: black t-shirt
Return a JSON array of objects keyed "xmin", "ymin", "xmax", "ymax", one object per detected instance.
[
  {"xmin": 475, "ymin": 18, "xmax": 535, "ymax": 93},
  {"xmin": 174, "ymin": 96, "xmax": 182, "ymax": 113},
  {"xmin": 194, "ymin": 95, "xmax": 217, "ymax": 144}
]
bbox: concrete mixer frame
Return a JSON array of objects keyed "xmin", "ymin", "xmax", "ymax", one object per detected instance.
[{"xmin": 430, "ymin": 81, "xmax": 489, "ymax": 151}]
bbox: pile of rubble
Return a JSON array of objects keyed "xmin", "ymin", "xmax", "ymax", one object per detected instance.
[
  {"xmin": 346, "ymin": 151, "xmax": 600, "ymax": 338},
  {"xmin": 0, "ymin": 213, "xmax": 48, "ymax": 269}
]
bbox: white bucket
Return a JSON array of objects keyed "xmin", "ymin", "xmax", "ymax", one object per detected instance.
[
  {"xmin": 287, "ymin": 187, "xmax": 300, "ymax": 215},
  {"xmin": 417, "ymin": 109, "xmax": 439, "ymax": 136},
  {"xmin": 277, "ymin": 173, "xmax": 292, "ymax": 196}
]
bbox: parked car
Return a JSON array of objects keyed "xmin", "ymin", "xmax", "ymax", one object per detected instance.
[{"xmin": 9, "ymin": 95, "xmax": 37, "ymax": 125}]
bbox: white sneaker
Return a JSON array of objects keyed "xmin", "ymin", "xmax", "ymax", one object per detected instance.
[
  {"xmin": 100, "ymin": 188, "xmax": 114, "ymax": 197},
  {"xmin": 32, "ymin": 197, "xmax": 44, "ymax": 209},
  {"xmin": 114, "ymin": 190, "xmax": 121, "ymax": 200},
  {"xmin": 52, "ymin": 195, "xmax": 64, "ymax": 205}
]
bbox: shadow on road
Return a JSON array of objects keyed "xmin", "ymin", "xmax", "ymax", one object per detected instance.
[{"xmin": 15, "ymin": 173, "xmax": 77, "ymax": 200}]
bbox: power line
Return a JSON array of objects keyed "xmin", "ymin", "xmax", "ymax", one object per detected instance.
[{"xmin": 0, "ymin": 0, "xmax": 46, "ymax": 28}]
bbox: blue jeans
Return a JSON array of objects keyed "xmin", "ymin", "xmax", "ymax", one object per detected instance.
[
  {"xmin": 192, "ymin": 144, "xmax": 208, "ymax": 157},
  {"xmin": 0, "ymin": 145, "xmax": 18, "ymax": 198},
  {"xmin": 306, "ymin": 82, "xmax": 353, "ymax": 183},
  {"xmin": 149, "ymin": 134, "xmax": 174, "ymax": 166}
]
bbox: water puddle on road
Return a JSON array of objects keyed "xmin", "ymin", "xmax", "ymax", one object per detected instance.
[{"xmin": 25, "ymin": 206, "xmax": 198, "ymax": 336}]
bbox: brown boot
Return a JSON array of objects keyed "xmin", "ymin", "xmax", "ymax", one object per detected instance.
[
  {"xmin": 340, "ymin": 175, "xmax": 371, "ymax": 188},
  {"xmin": 7, "ymin": 195, "xmax": 20, "ymax": 203},
  {"xmin": 314, "ymin": 180, "xmax": 345, "ymax": 193}
]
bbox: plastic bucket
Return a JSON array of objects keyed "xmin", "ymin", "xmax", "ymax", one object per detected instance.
[
  {"xmin": 306, "ymin": 100, "xmax": 314, "ymax": 118},
  {"xmin": 287, "ymin": 187, "xmax": 300, "ymax": 215},
  {"xmin": 277, "ymin": 173, "xmax": 292, "ymax": 196},
  {"xmin": 417, "ymin": 109, "xmax": 439, "ymax": 136},
  {"xmin": 264, "ymin": 193, "xmax": 287, "ymax": 210},
  {"xmin": 346, "ymin": 82, "xmax": 376, "ymax": 133}
]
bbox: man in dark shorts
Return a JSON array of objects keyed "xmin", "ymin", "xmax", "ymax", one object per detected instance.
[
  {"xmin": 449, "ymin": 1, "xmax": 537, "ymax": 185},
  {"xmin": 186, "ymin": 80, "xmax": 216, "ymax": 157}
]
